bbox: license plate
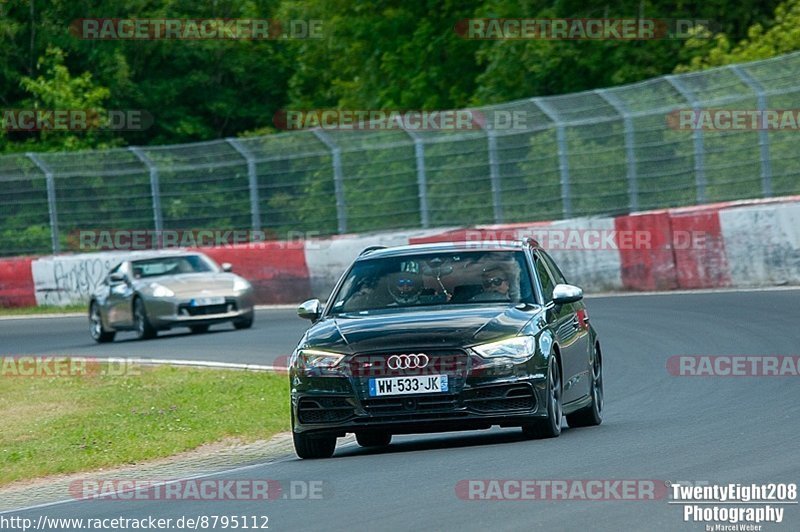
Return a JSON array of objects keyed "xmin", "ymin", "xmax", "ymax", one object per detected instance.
[
  {"xmin": 190, "ymin": 296, "xmax": 225, "ymax": 307},
  {"xmin": 368, "ymin": 375, "xmax": 448, "ymax": 397}
]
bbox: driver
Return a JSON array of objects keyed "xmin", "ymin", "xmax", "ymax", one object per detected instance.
[
  {"xmin": 471, "ymin": 265, "xmax": 512, "ymax": 301},
  {"xmin": 387, "ymin": 271, "xmax": 424, "ymax": 305}
]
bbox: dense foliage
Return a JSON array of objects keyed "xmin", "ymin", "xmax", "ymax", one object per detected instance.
[{"xmin": 0, "ymin": 0, "xmax": 792, "ymax": 153}]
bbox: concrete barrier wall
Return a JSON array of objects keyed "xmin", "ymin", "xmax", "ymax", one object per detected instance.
[
  {"xmin": 0, "ymin": 257, "xmax": 35, "ymax": 307},
  {"xmin": 6, "ymin": 196, "xmax": 800, "ymax": 307}
]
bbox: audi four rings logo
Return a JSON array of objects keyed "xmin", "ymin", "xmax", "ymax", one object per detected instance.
[{"xmin": 387, "ymin": 354, "xmax": 430, "ymax": 370}]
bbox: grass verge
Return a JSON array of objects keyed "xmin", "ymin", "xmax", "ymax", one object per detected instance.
[
  {"xmin": 0, "ymin": 304, "xmax": 86, "ymax": 316},
  {"xmin": 0, "ymin": 365, "xmax": 289, "ymax": 486}
]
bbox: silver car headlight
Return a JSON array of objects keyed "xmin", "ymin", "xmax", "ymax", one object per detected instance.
[
  {"xmin": 150, "ymin": 283, "xmax": 175, "ymax": 298},
  {"xmin": 473, "ymin": 336, "xmax": 536, "ymax": 360},
  {"xmin": 295, "ymin": 348, "xmax": 345, "ymax": 369},
  {"xmin": 233, "ymin": 278, "xmax": 251, "ymax": 292}
]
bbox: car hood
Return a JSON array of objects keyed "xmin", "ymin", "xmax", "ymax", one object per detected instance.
[
  {"xmin": 137, "ymin": 273, "xmax": 240, "ymax": 297},
  {"xmin": 304, "ymin": 305, "xmax": 539, "ymax": 353}
]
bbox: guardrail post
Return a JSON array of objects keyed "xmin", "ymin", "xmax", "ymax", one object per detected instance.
[
  {"xmin": 312, "ymin": 129, "xmax": 348, "ymax": 234},
  {"xmin": 226, "ymin": 138, "xmax": 263, "ymax": 232},
  {"xmin": 532, "ymin": 98, "xmax": 572, "ymax": 218},
  {"xmin": 486, "ymin": 129, "xmax": 505, "ymax": 223},
  {"xmin": 666, "ymin": 75, "xmax": 707, "ymax": 204},
  {"xmin": 596, "ymin": 89, "xmax": 639, "ymax": 212},
  {"xmin": 26, "ymin": 153, "xmax": 59, "ymax": 254},
  {"xmin": 730, "ymin": 65, "xmax": 773, "ymax": 198},
  {"xmin": 129, "ymin": 147, "xmax": 163, "ymax": 246}
]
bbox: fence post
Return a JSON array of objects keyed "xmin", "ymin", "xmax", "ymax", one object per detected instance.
[
  {"xmin": 665, "ymin": 75, "xmax": 707, "ymax": 204},
  {"xmin": 532, "ymin": 98, "xmax": 572, "ymax": 218},
  {"xmin": 129, "ymin": 147, "xmax": 163, "ymax": 246},
  {"xmin": 312, "ymin": 129, "xmax": 347, "ymax": 234},
  {"xmin": 26, "ymin": 153, "xmax": 59, "ymax": 254},
  {"xmin": 395, "ymin": 117, "xmax": 430, "ymax": 228},
  {"xmin": 595, "ymin": 89, "xmax": 639, "ymax": 213},
  {"xmin": 486, "ymin": 129, "xmax": 505, "ymax": 224},
  {"xmin": 226, "ymin": 138, "xmax": 263, "ymax": 232},
  {"xmin": 730, "ymin": 65, "xmax": 773, "ymax": 198}
]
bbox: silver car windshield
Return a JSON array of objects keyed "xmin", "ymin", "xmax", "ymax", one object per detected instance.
[
  {"xmin": 329, "ymin": 250, "xmax": 535, "ymax": 315},
  {"xmin": 132, "ymin": 255, "xmax": 217, "ymax": 279}
]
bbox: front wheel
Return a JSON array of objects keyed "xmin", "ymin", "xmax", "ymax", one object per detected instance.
[
  {"xmin": 566, "ymin": 344, "xmax": 603, "ymax": 428},
  {"xmin": 233, "ymin": 311, "xmax": 254, "ymax": 330},
  {"xmin": 522, "ymin": 356, "xmax": 562, "ymax": 439},
  {"xmin": 293, "ymin": 432, "xmax": 336, "ymax": 459},
  {"xmin": 133, "ymin": 298, "xmax": 157, "ymax": 340},
  {"xmin": 89, "ymin": 302, "xmax": 115, "ymax": 343}
]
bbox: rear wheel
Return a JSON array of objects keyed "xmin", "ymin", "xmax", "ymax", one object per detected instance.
[
  {"xmin": 567, "ymin": 344, "xmax": 603, "ymax": 428},
  {"xmin": 293, "ymin": 432, "xmax": 336, "ymax": 459},
  {"xmin": 355, "ymin": 432, "xmax": 392, "ymax": 448},
  {"xmin": 133, "ymin": 297, "xmax": 157, "ymax": 340},
  {"xmin": 522, "ymin": 356, "xmax": 562, "ymax": 439},
  {"xmin": 89, "ymin": 302, "xmax": 115, "ymax": 343},
  {"xmin": 233, "ymin": 311, "xmax": 254, "ymax": 330},
  {"xmin": 189, "ymin": 325, "xmax": 210, "ymax": 334}
]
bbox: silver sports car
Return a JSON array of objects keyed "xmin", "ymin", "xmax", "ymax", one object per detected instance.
[{"xmin": 89, "ymin": 251, "xmax": 255, "ymax": 342}]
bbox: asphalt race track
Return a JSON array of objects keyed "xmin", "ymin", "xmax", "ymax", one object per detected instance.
[{"xmin": 4, "ymin": 289, "xmax": 800, "ymax": 531}]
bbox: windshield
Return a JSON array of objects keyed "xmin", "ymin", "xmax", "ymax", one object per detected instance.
[
  {"xmin": 131, "ymin": 255, "xmax": 217, "ymax": 279},
  {"xmin": 329, "ymin": 250, "xmax": 534, "ymax": 315}
]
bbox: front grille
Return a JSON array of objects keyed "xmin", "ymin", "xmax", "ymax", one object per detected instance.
[
  {"xmin": 178, "ymin": 299, "xmax": 237, "ymax": 316},
  {"xmin": 464, "ymin": 384, "xmax": 536, "ymax": 413},
  {"xmin": 349, "ymin": 350, "xmax": 467, "ymax": 378},
  {"xmin": 350, "ymin": 349, "xmax": 469, "ymax": 400},
  {"xmin": 297, "ymin": 397, "xmax": 354, "ymax": 424}
]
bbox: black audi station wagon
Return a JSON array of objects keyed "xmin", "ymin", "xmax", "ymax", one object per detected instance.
[{"xmin": 289, "ymin": 239, "xmax": 603, "ymax": 458}]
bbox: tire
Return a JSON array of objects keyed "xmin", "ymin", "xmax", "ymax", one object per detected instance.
[
  {"xmin": 566, "ymin": 344, "xmax": 603, "ymax": 428},
  {"xmin": 293, "ymin": 431, "xmax": 336, "ymax": 459},
  {"xmin": 133, "ymin": 297, "xmax": 157, "ymax": 340},
  {"xmin": 355, "ymin": 432, "xmax": 392, "ymax": 448},
  {"xmin": 89, "ymin": 302, "xmax": 115, "ymax": 343},
  {"xmin": 522, "ymin": 356, "xmax": 562, "ymax": 439},
  {"xmin": 190, "ymin": 325, "xmax": 210, "ymax": 334},
  {"xmin": 233, "ymin": 311, "xmax": 254, "ymax": 330}
]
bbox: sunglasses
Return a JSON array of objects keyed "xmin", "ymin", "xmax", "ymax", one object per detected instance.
[{"xmin": 484, "ymin": 277, "xmax": 508, "ymax": 287}]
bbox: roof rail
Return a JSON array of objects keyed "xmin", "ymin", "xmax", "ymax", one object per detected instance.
[{"xmin": 359, "ymin": 245, "xmax": 387, "ymax": 256}]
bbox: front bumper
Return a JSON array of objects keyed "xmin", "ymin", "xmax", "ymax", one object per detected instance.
[
  {"xmin": 291, "ymin": 349, "xmax": 549, "ymax": 436},
  {"xmin": 144, "ymin": 294, "xmax": 254, "ymax": 328}
]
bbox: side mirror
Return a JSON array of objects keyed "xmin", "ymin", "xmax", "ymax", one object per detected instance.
[
  {"xmin": 221, "ymin": 262, "xmax": 233, "ymax": 272},
  {"xmin": 552, "ymin": 284, "xmax": 583, "ymax": 305},
  {"xmin": 109, "ymin": 272, "xmax": 127, "ymax": 285},
  {"xmin": 297, "ymin": 299, "xmax": 322, "ymax": 321}
]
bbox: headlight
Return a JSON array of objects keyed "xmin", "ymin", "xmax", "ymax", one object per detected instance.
[
  {"xmin": 233, "ymin": 278, "xmax": 251, "ymax": 292},
  {"xmin": 150, "ymin": 283, "xmax": 175, "ymax": 298},
  {"xmin": 473, "ymin": 336, "xmax": 536, "ymax": 360},
  {"xmin": 296, "ymin": 348, "xmax": 345, "ymax": 369}
]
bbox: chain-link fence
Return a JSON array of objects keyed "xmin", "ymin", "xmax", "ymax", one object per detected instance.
[{"xmin": 3, "ymin": 52, "xmax": 800, "ymax": 256}]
